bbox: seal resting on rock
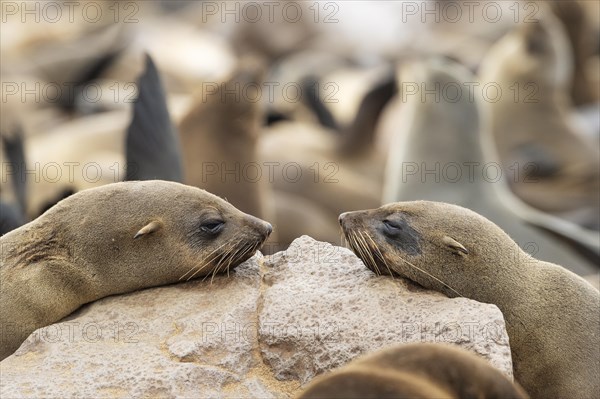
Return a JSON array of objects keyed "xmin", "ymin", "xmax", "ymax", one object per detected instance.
[
  {"xmin": 0, "ymin": 180, "xmax": 272, "ymax": 360},
  {"xmin": 339, "ymin": 201, "xmax": 600, "ymax": 399}
]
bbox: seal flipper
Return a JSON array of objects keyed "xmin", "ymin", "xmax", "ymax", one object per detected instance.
[
  {"xmin": 2, "ymin": 129, "xmax": 27, "ymax": 213},
  {"xmin": 301, "ymin": 69, "xmax": 397, "ymax": 155},
  {"xmin": 1, "ymin": 129, "xmax": 27, "ymax": 234},
  {"xmin": 339, "ymin": 69, "xmax": 397, "ymax": 155},
  {"xmin": 125, "ymin": 54, "xmax": 184, "ymax": 182},
  {"xmin": 512, "ymin": 143, "xmax": 561, "ymax": 179},
  {"xmin": 60, "ymin": 49, "xmax": 123, "ymax": 113},
  {"xmin": 301, "ymin": 75, "xmax": 339, "ymax": 131},
  {"xmin": 0, "ymin": 201, "xmax": 25, "ymax": 236}
]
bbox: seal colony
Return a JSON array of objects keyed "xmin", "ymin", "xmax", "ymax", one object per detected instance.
[
  {"xmin": 339, "ymin": 201, "xmax": 599, "ymax": 398},
  {"xmin": 479, "ymin": 15, "xmax": 600, "ymax": 230},
  {"xmin": 0, "ymin": 180, "xmax": 272, "ymax": 360},
  {"xmin": 382, "ymin": 57, "xmax": 596, "ymax": 275},
  {"xmin": 297, "ymin": 343, "xmax": 529, "ymax": 399}
]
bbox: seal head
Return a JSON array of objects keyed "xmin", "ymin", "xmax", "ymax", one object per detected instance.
[{"xmin": 339, "ymin": 201, "xmax": 496, "ymax": 298}]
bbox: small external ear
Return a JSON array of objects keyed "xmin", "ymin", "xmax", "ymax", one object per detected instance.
[
  {"xmin": 134, "ymin": 221, "xmax": 162, "ymax": 239},
  {"xmin": 442, "ymin": 236, "xmax": 469, "ymax": 255}
]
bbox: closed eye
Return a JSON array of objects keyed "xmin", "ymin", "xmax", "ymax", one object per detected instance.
[
  {"xmin": 200, "ymin": 220, "xmax": 224, "ymax": 235},
  {"xmin": 383, "ymin": 219, "xmax": 403, "ymax": 231}
]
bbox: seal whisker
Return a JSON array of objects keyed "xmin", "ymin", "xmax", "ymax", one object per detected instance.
[
  {"xmin": 351, "ymin": 231, "xmax": 378, "ymax": 275},
  {"xmin": 358, "ymin": 230, "xmax": 375, "ymax": 265},
  {"xmin": 180, "ymin": 240, "xmax": 226, "ymax": 280},
  {"xmin": 346, "ymin": 232, "xmax": 362, "ymax": 264},
  {"xmin": 358, "ymin": 230, "xmax": 381, "ymax": 276},
  {"xmin": 207, "ymin": 250, "xmax": 230, "ymax": 284},
  {"xmin": 186, "ymin": 241, "xmax": 229, "ymax": 281},
  {"xmin": 185, "ymin": 248, "xmax": 226, "ymax": 282},
  {"xmin": 238, "ymin": 242, "xmax": 255, "ymax": 261},
  {"xmin": 184, "ymin": 254, "xmax": 217, "ymax": 282},
  {"xmin": 364, "ymin": 232, "xmax": 395, "ymax": 280},
  {"xmin": 341, "ymin": 234, "xmax": 349, "ymax": 250},
  {"xmin": 202, "ymin": 254, "xmax": 227, "ymax": 285},
  {"xmin": 224, "ymin": 242, "xmax": 248, "ymax": 278},
  {"xmin": 221, "ymin": 243, "xmax": 240, "ymax": 279},
  {"xmin": 350, "ymin": 232, "xmax": 371, "ymax": 273},
  {"xmin": 396, "ymin": 254, "xmax": 463, "ymax": 297},
  {"xmin": 184, "ymin": 233, "xmax": 241, "ymax": 281},
  {"xmin": 211, "ymin": 235, "xmax": 252, "ymax": 283}
]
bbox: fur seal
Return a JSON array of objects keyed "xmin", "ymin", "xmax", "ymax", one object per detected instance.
[
  {"xmin": 546, "ymin": 0, "xmax": 599, "ymax": 105},
  {"xmin": 260, "ymin": 120, "xmax": 382, "ymax": 217},
  {"xmin": 1, "ymin": 22, "xmax": 126, "ymax": 90},
  {"xmin": 339, "ymin": 201, "xmax": 600, "ymax": 399},
  {"xmin": 179, "ymin": 60, "xmax": 342, "ymax": 252},
  {"xmin": 382, "ymin": 58, "xmax": 597, "ymax": 275},
  {"xmin": 479, "ymin": 14, "xmax": 600, "ymax": 230},
  {"xmin": 0, "ymin": 180, "xmax": 272, "ymax": 360},
  {"xmin": 298, "ymin": 343, "xmax": 529, "ymax": 399},
  {"xmin": 260, "ymin": 62, "xmax": 397, "ymax": 221},
  {"xmin": 179, "ymin": 61, "xmax": 273, "ymax": 221},
  {"xmin": 24, "ymin": 108, "xmax": 128, "ymax": 216},
  {"xmin": 259, "ymin": 68, "xmax": 395, "ymax": 223},
  {"xmin": 259, "ymin": 69, "xmax": 395, "ymax": 248}
]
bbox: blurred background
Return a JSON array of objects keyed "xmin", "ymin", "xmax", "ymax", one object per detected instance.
[{"xmin": 1, "ymin": 1, "xmax": 599, "ymax": 276}]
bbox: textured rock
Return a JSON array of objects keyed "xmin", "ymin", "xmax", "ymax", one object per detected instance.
[
  {"xmin": 1, "ymin": 237, "xmax": 513, "ymax": 398},
  {"xmin": 0, "ymin": 254, "xmax": 293, "ymax": 399},
  {"xmin": 259, "ymin": 236, "xmax": 513, "ymax": 385}
]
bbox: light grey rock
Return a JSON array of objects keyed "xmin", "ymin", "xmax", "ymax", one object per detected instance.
[
  {"xmin": 0, "ymin": 254, "xmax": 281, "ymax": 399},
  {"xmin": 259, "ymin": 236, "xmax": 513, "ymax": 384},
  {"xmin": 1, "ymin": 237, "xmax": 513, "ymax": 398}
]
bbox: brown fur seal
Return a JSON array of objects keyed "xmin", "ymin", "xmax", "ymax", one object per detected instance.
[
  {"xmin": 259, "ymin": 63, "xmax": 397, "ymax": 222},
  {"xmin": 179, "ymin": 60, "xmax": 274, "ymax": 221},
  {"xmin": 260, "ymin": 120, "xmax": 382, "ymax": 216},
  {"xmin": 383, "ymin": 58, "xmax": 597, "ymax": 275},
  {"xmin": 179, "ymin": 61, "xmax": 340, "ymax": 252},
  {"xmin": 546, "ymin": 0, "xmax": 599, "ymax": 105},
  {"xmin": 339, "ymin": 201, "xmax": 600, "ymax": 399},
  {"xmin": 479, "ymin": 13, "xmax": 600, "ymax": 230},
  {"xmin": 0, "ymin": 180, "xmax": 272, "ymax": 360},
  {"xmin": 298, "ymin": 343, "xmax": 529, "ymax": 399}
]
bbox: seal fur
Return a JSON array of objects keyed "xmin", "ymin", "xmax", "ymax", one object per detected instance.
[
  {"xmin": 479, "ymin": 13, "xmax": 600, "ymax": 230},
  {"xmin": 0, "ymin": 180, "xmax": 272, "ymax": 360},
  {"xmin": 298, "ymin": 343, "xmax": 529, "ymax": 399},
  {"xmin": 339, "ymin": 201, "xmax": 599, "ymax": 399},
  {"xmin": 383, "ymin": 58, "xmax": 597, "ymax": 275}
]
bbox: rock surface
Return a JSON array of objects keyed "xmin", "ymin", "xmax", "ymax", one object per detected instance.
[
  {"xmin": 1, "ymin": 236, "xmax": 513, "ymax": 398},
  {"xmin": 260, "ymin": 237, "xmax": 513, "ymax": 385}
]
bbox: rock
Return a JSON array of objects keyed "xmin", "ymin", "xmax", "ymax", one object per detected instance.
[
  {"xmin": 584, "ymin": 273, "xmax": 600, "ymax": 291},
  {"xmin": 259, "ymin": 236, "xmax": 513, "ymax": 385},
  {"xmin": 0, "ymin": 253, "xmax": 289, "ymax": 399},
  {"xmin": 1, "ymin": 237, "xmax": 513, "ymax": 398}
]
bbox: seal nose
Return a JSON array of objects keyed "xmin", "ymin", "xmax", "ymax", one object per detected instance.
[
  {"xmin": 338, "ymin": 212, "xmax": 349, "ymax": 226},
  {"xmin": 264, "ymin": 222, "xmax": 273, "ymax": 238}
]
